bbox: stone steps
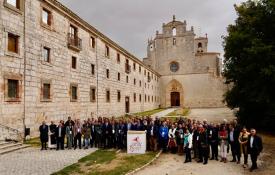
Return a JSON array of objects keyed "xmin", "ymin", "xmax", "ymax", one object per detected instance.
[{"xmin": 0, "ymin": 141, "xmax": 30, "ymax": 155}]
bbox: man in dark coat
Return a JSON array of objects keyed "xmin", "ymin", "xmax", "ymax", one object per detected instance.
[
  {"xmin": 247, "ymin": 128, "xmax": 263, "ymax": 172},
  {"xmin": 55, "ymin": 122, "xmax": 66, "ymax": 150},
  {"xmin": 39, "ymin": 121, "xmax": 49, "ymax": 150}
]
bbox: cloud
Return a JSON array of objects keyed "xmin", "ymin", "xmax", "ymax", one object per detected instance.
[{"xmin": 58, "ymin": 0, "xmax": 245, "ymax": 58}]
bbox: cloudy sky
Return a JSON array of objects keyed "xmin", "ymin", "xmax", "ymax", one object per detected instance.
[{"xmin": 59, "ymin": 0, "xmax": 245, "ymax": 59}]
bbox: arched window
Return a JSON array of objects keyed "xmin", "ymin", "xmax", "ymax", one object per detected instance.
[
  {"xmin": 170, "ymin": 62, "xmax": 179, "ymax": 72},
  {"xmin": 172, "ymin": 27, "xmax": 176, "ymax": 36},
  {"xmin": 198, "ymin": 42, "xmax": 202, "ymax": 48}
]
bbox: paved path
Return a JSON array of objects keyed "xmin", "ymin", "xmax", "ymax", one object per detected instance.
[
  {"xmin": 0, "ymin": 147, "xmax": 97, "ymax": 175},
  {"xmin": 152, "ymin": 108, "xmax": 178, "ymax": 118}
]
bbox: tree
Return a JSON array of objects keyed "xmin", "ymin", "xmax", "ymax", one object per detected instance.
[{"xmin": 223, "ymin": 0, "xmax": 275, "ymax": 130}]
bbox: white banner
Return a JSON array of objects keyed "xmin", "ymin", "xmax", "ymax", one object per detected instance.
[{"xmin": 127, "ymin": 130, "xmax": 146, "ymax": 154}]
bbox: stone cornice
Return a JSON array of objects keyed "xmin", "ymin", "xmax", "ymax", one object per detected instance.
[{"xmin": 44, "ymin": 0, "xmax": 160, "ymax": 77}]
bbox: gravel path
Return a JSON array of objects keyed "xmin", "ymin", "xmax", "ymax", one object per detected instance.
[
  {"xmin": 0, "ymin": 147, "xmax": 97, "ymax": 175},
  {"xmin": 152, "ymin": 108, "xmax": 178, "ymax": 118}
]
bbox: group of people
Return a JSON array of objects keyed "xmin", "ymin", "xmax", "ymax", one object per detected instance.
[{"xmin": 39, "ymin": 115, "xmax": 263, "ymax": 172}]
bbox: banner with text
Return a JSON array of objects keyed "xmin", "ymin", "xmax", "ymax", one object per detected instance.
[{"xmin": 127, "ymin": 130, "xmax": 146, "ymax": 154}]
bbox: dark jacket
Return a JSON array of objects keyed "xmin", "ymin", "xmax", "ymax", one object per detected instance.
[
  {"xmin": 55, "ymin": 126, "xmax": 66, "ymax": 138},
  {"xmin": 247, "ymin": 135, "xmax": 263, "ymax": 155},
  {"xmin": 39, "ymin": 124, "xmax": 49, "ymax": 142}
]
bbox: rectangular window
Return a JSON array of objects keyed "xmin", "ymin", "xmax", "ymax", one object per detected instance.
[
  {"xmin": 91, "ymin": 64, "xmax": 95, "ymax": 75},
  {"xmin": 139, "ymin": 66, "xmax": 141, "ymax": 73},
  {"xmin": 8, "ymin": 79, "xmax": 19, "ymax": 98},
  {"xmin": 117, "ymin": 90, "xmax": 121, "ymax": 102},
  {"xmin": 43, "ymin": 47, "xmax": 50, "ymax": 62},
  {"xmin": 134, "ymin": 78, "xmax": 136, "ymax": 85},
  {"xmin": 90, "ymin": 36, "xmax": 95, "ymax": 49},
  {"xmin": 133, "ymin": 63, "xmax": 136, "ymax": 71},
  {"xmin": 145, "ymin": 94, "xmax": 147, "ymax": 102},
  {"xmin": 71, "ymin": 85, "xmax": 78, "ymax": 101},
  {"xmin": 69, "ymin": 25, "xmax": 77, "ymax": 37},
  {"xmin": 134, "ymin": 93, "xmax": 136, "ymax": 102},
  {"xmin": 144, "ymin": 70, "xmax": 146, "ymax": 76},
  {"xmin": 118, "ymin": 72, "xmax": 120, "ymax": 81},
  {"xmin": 72, "ymin": 56, "xmax": 77, "ymax": 69},
  {"xmin": 105, "ymin": 45, "xmax": 110, "ymax": 57},
  {"xmin": 106, "ymin": 69, "xmax": 109, "ymax": 78},
  {"xmin": 106, "ymin": 90, "xmax": 110, "ymax": 102},
  {"xmin": 117, "ymin": 53, "xmax": 120, "ymax": 63},
  {"xmin": 7, "ymin": 0, "xmax": 20, "ymax": 9},
  {"xmin": 139, "ymin": 80, "xmax": 141, "ymax": 87},
  {"xmin": 42, "ymin": 8, "xmax": 52, "ymax": 26},
  {"xmin": 126, "ymin": 76, "xmax": 128, "ymax": 83},
  {"xmin": 8, "ymin": 33, "xmax": 19, "ymax": 54},
  {"xmin": 139, "ymin": 94, "xmax": 141, "ymax": 102},
  {"xmin": 42, "ymin": 83, "xmax": 51, "ymax": 100},
  {"xmin": 90, "ymin": 87, "xmax": 96, "ymax": 102}
]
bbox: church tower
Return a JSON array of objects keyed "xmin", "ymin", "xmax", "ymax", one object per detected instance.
[{"xmin": 143, "ymin": 16, "xmax": 226, "ymax": 108}]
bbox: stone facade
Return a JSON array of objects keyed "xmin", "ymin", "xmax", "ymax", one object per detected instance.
[
  {"xmin": 0, "ymin": 0, "xmax": 160, "ymax": 137},
  {"xmin": 143, "ymin": 16, "xmax": 227, "ymax": 108}
]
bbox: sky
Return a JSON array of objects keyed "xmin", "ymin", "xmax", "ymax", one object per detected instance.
[{"xmin": 58, "ymin": 0, "xmax": 245, "ymax": 59}]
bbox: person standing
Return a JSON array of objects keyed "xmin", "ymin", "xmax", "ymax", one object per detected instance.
[
  {"xmin": 184, "ymin": 129, "xmax": 193, "ymax": 163},
  {"xmin": 198, "ymin": 126, "xmax": 209, "ymax": 165},
  {"xmin": 159, "ymin": 121, "xmax": 169, "ymax": 153},
  {"xmin": 239, "ymin": 127, "xmax": 250, "ymax": 168},
  {"xmin": 56, "ymin": 122, "xmax": 65, "ymax": 150},
  {"xmin": 168, "ymin": 124, "xmax": 177, "ymax": 154},
  {"xmin": 83, "ymin": 123, "xmax": 91, "ymax": 149},
  {"xmin": 176, "ymin": 124, "xmax": 184, "ymax": 155},
  {"xmin": 247, "ymin": 128, "xmax": 263, "ymax": 172},
  {"xmin": 49, "ymin": 121, "xmax": 57, "ymax": 147},
  {"xmin": 219, "ymin": 125, "xmax": 229, "ymax": 163},
  {"xmin": 66, "ymin": 122, "xmax": 74, "ymax": 149},
  {"xmin": 209, "ymin": 123, "xmax": 219, "ymax": 161},
  {"xmin": 39, "ymin": 121, "xmax": 48, "ymax": 150},
  {"xmin": 192, "ymin": 124, "xmax": 199, "ymax": 160},
  {"xmin": 74, "ymin": 119, "xmax": 82, "ymax": 149},
  {"xmin": 229, "ymin": 124, "xmax": 241, "ymax": 163}
]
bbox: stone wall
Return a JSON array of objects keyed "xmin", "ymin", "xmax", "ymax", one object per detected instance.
[{"xmin": 0, "ymin": 0, "xmax": 160, "ymax": 137}]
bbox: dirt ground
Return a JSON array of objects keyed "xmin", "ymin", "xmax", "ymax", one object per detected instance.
[{"xmin": 135, "ymin": 108, "xmax": 274, "ymax": 175}]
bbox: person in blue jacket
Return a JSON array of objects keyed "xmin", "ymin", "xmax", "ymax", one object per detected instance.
[{"xmin": 159, "ymin": 121, "xmax": 169, "ymax": 152}]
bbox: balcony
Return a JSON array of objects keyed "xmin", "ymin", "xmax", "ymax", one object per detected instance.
[
  {"xmin": 67, "ymin": 33, "xmax": 82, "ymax": 51},
  {"xmin": 125, "ymin": 63, "xmax": 131, "ymax": 74}
]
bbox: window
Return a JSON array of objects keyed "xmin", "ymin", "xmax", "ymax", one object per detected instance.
[
  {"xmin": 134, "ymin": 93, "xmax": 136, "ymax": 102},
  {"xmin": 172, "ymin": 27, "xmax": 177, "ymax": 36},
  {"xmin": 170, "ymin": 62, "xmax": 179, "ymax": 72},
  {"xmin": 105, "ymin": 45, "xmax": 110, "ymax": 57},
  {"xmin": 134, "ymin": 78, "xmax": 136, "ymax": 85},
  {"xmin": 68, "ymin": 25, "xmax": 81, "ymax": 51},
  {"xmin": 70, "ymin": 84, "xmax": 78, "ymax": 101},
  {"xmin": 173, "ymin": 38, "xmax": 176, "ymax": 45},
  {"xmin": 126, "ymin": 76, "xmax": 128, "ymax": 83},
  {"xmin": 72, "ymin": 56, "xmax": 77, "ymax": 69},
  {"xmin": 8, "ymin": 33, "xmax": 19, "ymax": 54},
  {"xmin": 42, "ymin": 8, "xmax": 52, "ymax": 26},
  {"xmin": 118, "ymin": 72, "xmax": 120, "ymax": 81},
  {"xmin": 106, "ymin": 89, "xmax": 110, "ymax": 102},
  {"xmin": 8, "ymin": 79, "xmax": 19, "ymax": 99},
  {"xmin": 43, "ymin": 47, "xmax": 50, "ymax": 62},
  {"xmin": 144, "ymin": 70, "xmax": 146, "ymax": 76},
  {"xmin": 139, "ymin": 66, "xmax": 141, "ymax": 73},
  {"xmin": 90, "ymin": 36, "xmax": 95, "ymax": 49},
  {"xmin": 145, "ymin": 94, "xmax": 147, "ymax": 102},
  {"xmin": 117, "ymin": 53, "xmax": 120, "ymax": 63},
  {"xmin": 117, "ymin": 90, "xmax": 121, "ymax": 102},
  {"xmin": 90, "ymin": 87, "xmax": 96, "ymax": 102},
  {"xmin": 148, "ymin": 95, "xmax": 150, "ymax": 102},
  {"xmin": 139, "ymin": 94, "xmax": 141, "ymax": 102},
  {"xmin": 106, "ymin": 69, "xmax": 109, "ymax": 78},
  {"xmin": 198, "ymin": 42, "xmax": 202, "ymax": 48},
  {"xmin": 133, "ymin": 63, "xmax": 136, "ymax": 71},
  {"xmin": 69, "ymin": 25, "xmax": 77, "ymax": 37},
  {"xmin": 6, "ymin": 0, "xmax": 20, "ymax": 9},
  {"xmin": 139, "ymin": 80, "xmax": 141, "ymax": 87},
  {"xmin": 42, "ymin": 83, "xmax": 51, "ymax": 100},
  {"xmin": 91, "ymin": 64, "xmax": 95, "ymax": 75}
]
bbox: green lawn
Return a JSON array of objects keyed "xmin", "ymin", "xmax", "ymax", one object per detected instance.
[
  {"xmin": 52, "ymin": 150, "xmax": 157, "ymax": 175},
  {"xmin": 24, "ymin": 137, "xmax": 41, "ymax": 147},
  {"xmin": 133, "ymin": 108, "xmax": 165, "ymax": 116}
]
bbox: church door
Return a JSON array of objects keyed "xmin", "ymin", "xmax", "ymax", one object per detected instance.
[{"xmin": 171, "ymin": 92, "xmax": 180, "ymax": 106}]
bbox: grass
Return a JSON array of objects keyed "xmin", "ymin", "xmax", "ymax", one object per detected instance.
[
  {"xmin": 166, "ymin": 108, "xmax": 190, "ymax": 116},
  {"xmin": 24, "ymin": 137, "xmax": 41, "ymax": 147},
  {"xmin": 133, "ymin": 108, "xmax": 165, "ymax": 116},
  {"xmin": 52, "ymin": 150, "xmax": 157, "ymax": 175}
]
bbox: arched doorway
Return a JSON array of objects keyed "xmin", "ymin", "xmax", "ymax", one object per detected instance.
[
  {"xmin": 165, "ymin": 79, "xmax": 184, "ymax": 107},
  {"xmin": 171, "ymin": 92, "xmax": 180, "ymax": 106}
]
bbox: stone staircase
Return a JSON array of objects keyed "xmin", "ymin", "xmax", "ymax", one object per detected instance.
[{"xmin": 0, "ymin": 141, "xmax": 30, "ymax": 155}]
